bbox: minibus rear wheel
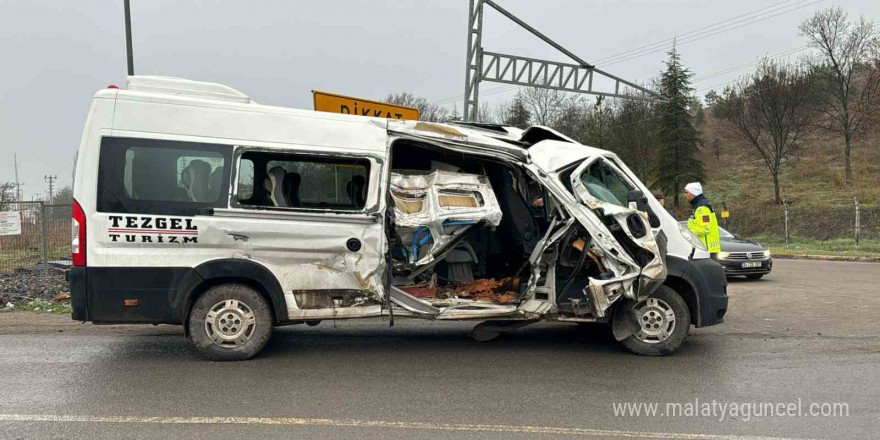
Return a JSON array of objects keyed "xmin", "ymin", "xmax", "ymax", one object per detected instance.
[{"xmin": 188, "ymin": 283, "xmax": 273, "ymax": 361}]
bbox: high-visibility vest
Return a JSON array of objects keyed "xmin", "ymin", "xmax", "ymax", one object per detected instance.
[{"xmin": 688, "ymin": 205, "xmax": 721, "ymax": 253}]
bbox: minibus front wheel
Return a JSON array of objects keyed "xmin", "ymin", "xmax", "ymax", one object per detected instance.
[
  {"xmin": 615, "ymin": 286, "xmax": 690, "ymax": 356},
  {"xmin": 188, "ymin": 283, "xmax": 273, "ymax": 361}
]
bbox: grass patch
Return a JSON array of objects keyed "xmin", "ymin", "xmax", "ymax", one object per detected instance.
[
  {"xmin": 753, "ymin": 235, "xmax": 880, "ymax": 258},
  {"xmin": 1, "ymin": 300, "xmax": 72, "ymax": 314}
]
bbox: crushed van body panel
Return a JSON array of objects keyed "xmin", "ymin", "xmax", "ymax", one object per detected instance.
[
  {"xmin": 209, "ymin": 209, "xmax": 387, "ymax": 314},
  {"xmin": 390, "ymin": 170, "xmax": 502, "ymax": 266}
]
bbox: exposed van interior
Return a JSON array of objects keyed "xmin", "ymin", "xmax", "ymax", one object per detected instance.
[{"xmin": 388, "ymin": 141, "xmax": 609, "ymax": 315}]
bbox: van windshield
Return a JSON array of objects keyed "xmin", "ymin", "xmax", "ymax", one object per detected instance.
[{"xmin": 579, "ymin": 160, "xmax": 633, "ymax": 207}]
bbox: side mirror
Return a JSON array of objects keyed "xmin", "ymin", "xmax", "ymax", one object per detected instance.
[
  {"xmin": 627, "ymin": 190, "xmax": 661, "ymax": 228},
  {"xmin": 627, "ymin": 190, "xmax": 647, "ymax": 205}
]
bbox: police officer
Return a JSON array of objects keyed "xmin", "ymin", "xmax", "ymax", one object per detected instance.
[{"xmin": 684, "ymin": 182, "xmax": 721, "ymax": 256}]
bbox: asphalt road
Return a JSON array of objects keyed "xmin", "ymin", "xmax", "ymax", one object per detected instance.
[{"xmin": 1, "ymin": 259, "xmax": 878, "ymax": 440}]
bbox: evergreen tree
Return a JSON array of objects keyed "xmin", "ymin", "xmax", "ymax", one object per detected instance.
[
  {"xmin": 505, "ymin": 91, "xmax": 531, "ymax": 129},
  {"xmin": 584, "ymin": 96, "xmax": 614, "ymax": 149},
  {"xmin": 704, "ymin": 90, "xmax": 720, "ymax": 107},
  {"xmin": 656, "ymin": 45, "xmax": 704, "ymax": 207}
]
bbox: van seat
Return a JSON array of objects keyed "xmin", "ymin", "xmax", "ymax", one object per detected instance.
[
  {"xmin": 264, "ymin": 167, "xmax": 289, "ymax": 207},
  {"xmin": 346, "ymin": 175, "xmax": 366, "ymax": 208},
  {"xmin": 181, "ymin": 160, "xmax": 213, "ymax": 202},
  {"xmin": 209, "ymin": 167, "xmax": 223, "ymax": 200}
]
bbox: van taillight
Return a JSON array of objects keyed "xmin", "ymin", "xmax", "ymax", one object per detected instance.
[{"xmin": 72, "ymin": 199, "xmax": 86, "ymax": 267}]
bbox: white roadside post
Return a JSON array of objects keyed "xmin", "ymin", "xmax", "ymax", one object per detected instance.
[{"xmin": 854, "ymin": 197, "xmax": 860, "ymax": 248}]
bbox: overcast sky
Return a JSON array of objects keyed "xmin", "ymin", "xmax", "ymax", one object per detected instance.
[{"xmin": 1, "ymin": 0, "xmax": 878, "ymax": 200}]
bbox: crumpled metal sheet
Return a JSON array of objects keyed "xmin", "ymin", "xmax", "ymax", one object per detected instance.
[{"xmin": 390, "ymin": 170, "xmax": 502, "ymax": 265}]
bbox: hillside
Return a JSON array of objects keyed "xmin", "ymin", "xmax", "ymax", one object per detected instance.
[{"xmin": 697, "ymin": 112, "xmax": 880, "ymax": 240}]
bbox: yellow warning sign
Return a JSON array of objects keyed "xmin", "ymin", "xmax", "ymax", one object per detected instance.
[
  {"xmin": 721, "ymin": 210, "xmax": 730, "ymax": 218},
  {"xmin": 312, "ymin": 90, "xmax": 419, "ymax": 120}
]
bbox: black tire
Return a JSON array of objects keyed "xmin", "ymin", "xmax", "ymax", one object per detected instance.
[
  {"xmin": 188, "ymin": 283, "xmax": 273, "ymax": 361},
  {"xmin": 746, "ymin": 274, "xmax": 764, "ymax": 280},
  {"xmin": 617, "ymin": 285, "xmax": 690, "ymax": 356}
]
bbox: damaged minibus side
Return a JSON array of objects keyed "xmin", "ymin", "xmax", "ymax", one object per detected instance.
[
  {"xmin": 382, "ymin": 123, "xmax": 667, "ymax": 339},
  {"xmin": 71, "ymin": 78, "xmax": 722, "ymax": 362}
]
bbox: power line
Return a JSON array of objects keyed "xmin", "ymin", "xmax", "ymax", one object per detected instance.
[
  {"xmin": 596, "ymin": 0, "xmax": 813, "ymax": 64},
  {"xmin": 692, "ymin": 46, "xmax": 809, "ymax": 83},
  {"xmin": 601, "ymin": 0, "xmax": 824, "ymax": 67},
  {"xmin": 605, "ymin": 67, "xmax": 829, "ymax": 131},
  {"xmin": 431, "ymin": 42, "xmax": 811, "ymax": 107},
  {"xmin": 429, "ymin": 0, "xmax": 824, "ymax": 106}
]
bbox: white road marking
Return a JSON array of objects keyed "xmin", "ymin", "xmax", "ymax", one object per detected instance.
[{"xmin": 0, "ymin": 413, "xmax": 817, "ymax": 440}]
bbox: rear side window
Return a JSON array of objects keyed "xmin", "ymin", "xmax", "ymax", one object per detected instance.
[
  {"xmin": 235, "ymin": 151, "xmax": 370, "ymax": 211},
  {"xmin": 98, "ymin": 137, "xmax": 232, "ymax": 216}
]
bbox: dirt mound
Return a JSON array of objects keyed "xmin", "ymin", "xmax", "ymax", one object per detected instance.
[{"xmin": 0, "ymin": 267, "xmax": 69, "ymax": 307}]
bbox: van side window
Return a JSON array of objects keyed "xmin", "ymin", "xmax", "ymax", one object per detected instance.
[
  {"xmin": 98, "ymin": 137, "xmax": 232, "ymax": 216},
  {"xmin": 235, "ymin": 151, "xmax": 369, "ymax": 210}
]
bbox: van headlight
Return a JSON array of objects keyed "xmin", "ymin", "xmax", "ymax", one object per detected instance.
[
  {"xmin": 763, "ymin": 249, "xmax": 771, "ymax": 258},
  {"xmin": 717, "ymin": 251, "xmax": 730, "ymax": 260},
  {"xmin": 677, "ymin": 221, "xmax": 707, "ymax": 251}
]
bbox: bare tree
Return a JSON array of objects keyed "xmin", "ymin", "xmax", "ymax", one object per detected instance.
[
  {"xmin": 583, "ymin": 96, "xmax": 615, "ymax": 149},
  {"xmin": 476, "ymin": 103, "xmax": 495, "ymax": 123},
  {"xmin": 799, "ymin": 7, "xmax": 880, "ymax": 182},
  {"xmin": 521, "ymin": 84, "xmax": 568, "ymax": 126},
  {"xmin": 552, "ymin": 96, "xmax": 588, "ymax": 141},
  {"xmin": 0, "ymin": 182, "xmax": 16, "ymax": 211},
  {"xmin": 712, "ymin": 138, "xmax": 722, "ymax": 160},
  {"xmin": 716, "ymin": 60, "xmax": 815, "ymax": 204},
  {"xmin": 384, "ymin": 92, "xmax": 451, "ymax": 122},
  {"xmin": 608, "ymin": 96, "xmax": 661, "ymax": 184},
  {"xmin": 501, "ymin": 91, "xmax": 531, "ymax": 129},
  {"xmin": 54, "ymin": 185, "xmax": 73, "ymax": 205},
  {"xmin": 493, "ymin": 102, "xmax": 511, "ymax": 126}
]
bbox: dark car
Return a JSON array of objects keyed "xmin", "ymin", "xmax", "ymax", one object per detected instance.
[
  {"xmin": 716, "ymin": 226, "xmax": 772, "ymax": 279},
  {"xmin": 678, "ymin": 222, "xmax": 772, "ymax": 279}
]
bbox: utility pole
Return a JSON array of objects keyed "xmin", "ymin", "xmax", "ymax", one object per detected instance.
[
  {"xmin": 124, "ymin": 0, "xmax": 134, "ymax": 76},
  {"xmin": 44, "ymin": 175, "xmax": 57, "ymax": 205},
  {"xmin": 13, "ymin": 154, "xmax": 22, "ymax": 202}
]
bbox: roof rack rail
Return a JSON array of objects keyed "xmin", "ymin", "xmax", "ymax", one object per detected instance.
[
  {"xmin": 125, "ymin": 76, "xmax": 251, "ymax": 104},
  {"xmin": 447, "ymin": 120, "xmax": 511, "ymax": 134}
]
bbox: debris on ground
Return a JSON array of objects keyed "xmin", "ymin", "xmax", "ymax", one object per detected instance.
[
  {"xmin": 451, "ymin": 277, "xmax": 519, "ymax": 298},
  {"xmin": 0, "ymin": 266, "xmax": 70, "ymax": 309},
  {"xmin": 400, "ymin": 282, "xmax": 439, "ymax": 298},
  {"xmin": 400, "ymin": 277, "xmax": 522, "ymax": 304}
]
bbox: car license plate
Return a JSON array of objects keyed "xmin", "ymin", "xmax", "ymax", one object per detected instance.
[{"xmin": 742, "ymin": 261, "xmax": 761, "ymax": 268}]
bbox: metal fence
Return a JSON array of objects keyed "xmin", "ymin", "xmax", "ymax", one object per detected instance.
[
  {"xmin": 721, "ymin": 200, "xmax": 877, "ymax": 242},
  {"xmin": 0, "ymin": 201, "xmax": 72, "ymax": 273}
]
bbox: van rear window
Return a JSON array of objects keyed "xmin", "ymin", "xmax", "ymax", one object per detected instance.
[{"xmin": 98, "ymin": 137, "xmax": 232, "ymax": 216}]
